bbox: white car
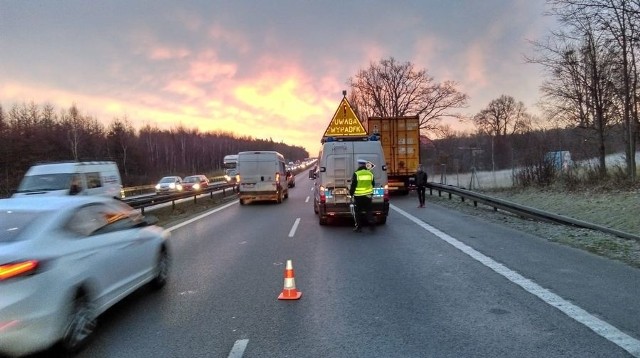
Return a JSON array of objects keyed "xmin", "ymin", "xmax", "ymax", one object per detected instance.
[
  {"xmin": 0, "ymin": 196, "xmax": 170, "ymax": 357},
  {"xmin": 155, "ymin": 176, "xmax": 183, "ymax": 195}
]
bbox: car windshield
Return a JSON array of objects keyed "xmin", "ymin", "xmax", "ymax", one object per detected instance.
[
  {"xmin": 184, "ymin": 177, "xmax": 198, "ymax": 183},
  {"xmin": 0, "ymin": 210, "xmax": 44, "ymax": 242},
  {"xmin": 17, "ymin": 173, "xmax": 72, "ymax": 192},
  {"xmin": 159, "ymin": 177, "xmax": 176, "ymax": 183}
]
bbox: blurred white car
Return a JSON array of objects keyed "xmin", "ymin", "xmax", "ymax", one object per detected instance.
[{"xmin": 0, "ymin": 196, "xmax": 170, "ymax": 357}]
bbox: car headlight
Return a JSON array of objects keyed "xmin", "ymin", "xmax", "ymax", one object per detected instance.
[
  {"xmin": 193, "ymin": 183, "xmax": 200, "ymax": 190},
  {"xmin": 155, "ymin": 184, "xmax": 161, "ymax": 190},
  {"xmin": 169, "ymin": 183, "xmax": 176, "ymax": 189}
]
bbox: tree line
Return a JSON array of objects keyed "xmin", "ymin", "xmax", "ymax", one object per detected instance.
[{"xmin": 0, "ymin": 102, "xmax": 309, "ymax": 197}]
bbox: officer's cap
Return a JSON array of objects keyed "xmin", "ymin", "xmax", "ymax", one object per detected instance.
[{"xmin": 357, "ymin": 158, "xmax": 367, "ymax": 164}]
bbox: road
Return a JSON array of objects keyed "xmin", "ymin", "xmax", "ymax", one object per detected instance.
[{"xmin": 34, "ymin": 172, "xmax": 640, "ymax": 357}]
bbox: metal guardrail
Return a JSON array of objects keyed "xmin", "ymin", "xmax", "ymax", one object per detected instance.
[
  {"xmin": 426, "ymin": 183, "xmax": 640, "ymax": 242},
  {"xmin": 122, "ymin": 176, "xmax": 227, "ymax": 198},
  {"xmin": 123, "ymin": 182, "xmax": 237, "ymax": 214}
]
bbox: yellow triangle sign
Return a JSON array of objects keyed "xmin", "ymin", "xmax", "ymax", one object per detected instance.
[{"xmin": 322, "ymin": 97, "xmax": 367, "ymax": 137}]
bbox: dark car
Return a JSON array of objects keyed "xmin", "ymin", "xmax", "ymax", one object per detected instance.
[{"xmin": 286, "ymin": 170, "xmax": 295, "ymax": 188}]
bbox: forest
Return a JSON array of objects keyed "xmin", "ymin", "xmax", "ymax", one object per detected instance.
[{"xmin": 0, "ymin": 102, "xmax": 309, "ymax": 197}]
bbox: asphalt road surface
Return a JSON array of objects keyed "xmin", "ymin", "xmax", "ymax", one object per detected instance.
[{"xmin": 30, "ymin": 172, "xmax": 640, "ymax": 357}]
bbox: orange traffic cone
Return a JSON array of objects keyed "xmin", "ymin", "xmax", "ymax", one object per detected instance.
[{"xmin": 278, "ymin": 259, "xmax": 302, "ymax": 300}]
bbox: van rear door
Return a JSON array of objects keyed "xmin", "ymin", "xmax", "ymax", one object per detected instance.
[{"xmin": 322, "ymin": 143, "xmax": 353, "ymax": 203}]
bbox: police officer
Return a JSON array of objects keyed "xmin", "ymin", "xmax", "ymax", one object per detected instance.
[{"xmin": 349, "ymin": 158, "xmax": 375, "ymax": 232}]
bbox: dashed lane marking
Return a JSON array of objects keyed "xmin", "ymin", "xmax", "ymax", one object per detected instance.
[
  {"xmin": 289, "ymin": 218, "xmax": 301, "ymax": 237},
  {"xmin": 228, "ymin": 339, "xmax": 249, "ymax": 358}
]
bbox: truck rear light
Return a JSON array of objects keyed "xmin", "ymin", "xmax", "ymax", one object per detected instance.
[
  {"xmin": 276, "ymin": 172, "xmax": 280, "ymax": 182},
  {"xmin": 235, "ymin": 174, "xmax": 241, "ymax": 183},
  {"xmin": 0, "ymin": 260, "xmax": 39, "ymax": 281},
  {"xmin": 319, "ymin": 186, "xmax": 326, "ymax": 203},
  {"xmin": 383, "ymin": 185, "xmax": 389, "ymax": 201}
]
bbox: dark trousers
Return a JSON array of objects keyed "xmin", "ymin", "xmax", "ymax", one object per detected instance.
[
  {"xmin": 354, "ymin": 195, "xmax": 373, "ymax": 227},
  {"xmin": 417, "ymin": 186, "xmax": 426, "ymax": 205}
]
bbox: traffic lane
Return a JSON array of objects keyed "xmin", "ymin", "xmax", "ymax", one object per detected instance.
[
  {"xmin": 68, "ymin": 185, "xmax": 630, "ymax": 357},
  {"xmin": 394, "ymin": 193, "xmax": 640, "ymax": 343},
  {"xmin": 74, "ymin": 198, "xmax": 307, "ymax": 358},
  {"xmin": 237, "ymin": 204, "xmax": 631, "ymax": 358}
]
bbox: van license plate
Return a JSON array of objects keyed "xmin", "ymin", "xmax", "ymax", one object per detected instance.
[{"xmin": 333, "ymin": 188, "xmax": 348, "ymax": 195}]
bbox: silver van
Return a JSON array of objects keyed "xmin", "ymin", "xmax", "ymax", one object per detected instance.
[
  {"xmin": 236, "ymin": 151, "xmax": 289, "ymax": 205},
  {"xmin": 13, "ymin": 161, "xmax": 123, "ymax": 199},
  {"xmin": 312, "ymin": 138, "xmax": 389, "ymax": 225}
]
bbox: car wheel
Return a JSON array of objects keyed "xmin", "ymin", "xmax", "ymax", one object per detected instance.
[
  {"xmin": 150, "ymin": 248, "xmax": 169, "ymax": 290},
  {"xmin": 319, "ymin": 216, "xmax": 327, "ymax": 225},
  {"xmin": 61, "ymin": 291, "xmax": 96, "ymax": 353},
  {"xmin": 276, "ymin": 190, "xmax": 283, "ymax": 203},
  {"xmin": 377, "ymin": 216, "xmax": 387, "ymax": 225},
  {"xmin": 313, "ymin": 201, "xmax": 319, "ymax": 214},
  {"xmin": 239, "ymin": 198, "xmax": 245, "ymax": 205},
  {"xmin": 284, "ymin": 189, "xmax": 289, "ymax": 199}
]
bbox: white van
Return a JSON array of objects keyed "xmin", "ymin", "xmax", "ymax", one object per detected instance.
[
  {"xmin": 13, "ymin": 161, "xmax": 123, "ymax": 199},
  {"xmin": 312, "ymin": 137, "xmax": 389, "ymax": 225},
  {"xmin": 236, "ymin": 151, "xmax": 288, "ymax": 205}
]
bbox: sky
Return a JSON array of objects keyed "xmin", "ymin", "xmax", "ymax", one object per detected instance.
[{"xmin": 0, "ymin": 1, "xmax": 558, "ymax": 156}]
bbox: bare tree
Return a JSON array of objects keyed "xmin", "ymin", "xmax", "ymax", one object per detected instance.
[
  {"xmin": 472, "ymin": 95, "xmax": 533, "ymax": 170},
  {"xmin": 473, "ymin": 95, "xmax": 532, "ymax": 137},
  {"xmin": 347, "ymin": 57, "xmax": 468, "ymax": 137},
  {"xmin": 107, "ymin": 116, "xmax": 135, "ymax": 176},
  {"xmin": 529, "ymin": 22, "xmax": 617, "ymax": 175},
  {"xmin": 545, "ymin": 0, "xmax": 640, "ymax": 180}
]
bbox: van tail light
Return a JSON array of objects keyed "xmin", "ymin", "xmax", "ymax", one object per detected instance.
[
  {"xmin": 235, "ymin": 174, "xmax": 240, "ymax": 183},
  {"xmin": 0, "ymin": 260, "xmax": 39, "ymax": 281},
  {"xmin": 319, "ymin": 185, "xmax": 326, "ymax": 203},
  {"xmin": 383, "ymin": 185, "xmax": 389, "ymax": 202},
  {"xmin": 275, "ymin": 172, "xmax": 280, "ymax": 182}
]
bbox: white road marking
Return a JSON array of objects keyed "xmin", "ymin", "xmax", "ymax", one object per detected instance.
[
  {"xmin": 305, "ymin": 196, "xmax": 310, "ymax": 203},
  {"xmin": 289, "ymin": 218, "xmax": 301, "ymax": 237},
  {"xmin": 228, "ymin": 339, "xmax": 249, "ymax": 358},
  {"xmin": 167, "ymin": 200, "xmax": 237, "ymax": 233},
  {"xmin": 392, "ymin": 204, "xmax": 640, "ymax": 357}
]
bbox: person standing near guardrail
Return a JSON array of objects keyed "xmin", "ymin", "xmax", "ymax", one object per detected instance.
[{"xmin": 415, "ymin": 164, "xmax": 428, "ymax": 208}]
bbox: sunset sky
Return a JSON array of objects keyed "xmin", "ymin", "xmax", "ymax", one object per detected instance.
[{"xmin": 0, "ymin": 1, "xmax": 557, "ymax": 156}]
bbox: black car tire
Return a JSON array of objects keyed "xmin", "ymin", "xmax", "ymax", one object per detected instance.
[
  {"xmin": 61, "ymin": 290, "xmax": 96, "ymax": 353},
  {"xmin": 150, "ymin": 248, "xmax": 169, "ymax": 290}
]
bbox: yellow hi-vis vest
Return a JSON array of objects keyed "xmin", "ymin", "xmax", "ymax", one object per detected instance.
[{"xmin": 354, "ymin": 169, "xmax": 374, "ymax": 196}]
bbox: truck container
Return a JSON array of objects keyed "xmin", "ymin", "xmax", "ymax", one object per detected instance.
[{"xmin": 366, "ymin": 116, "xmax": 420, "ymax": 194}]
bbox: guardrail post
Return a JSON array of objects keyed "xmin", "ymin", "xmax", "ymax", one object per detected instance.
[
  {"xmin": 172, "ymin": 200, "xmax": 175, "ymax": 210},
  {"xmin": 193, "ymin": 195, "xmax": 197, "ymax": 204}
]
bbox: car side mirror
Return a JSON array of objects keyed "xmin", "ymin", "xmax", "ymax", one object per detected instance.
[{"xmin": 308, "ymin": 169, "xmax": 315, "ymax": 179}]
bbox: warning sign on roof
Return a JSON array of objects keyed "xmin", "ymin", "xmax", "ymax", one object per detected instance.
[{"xmin": 322, "ymin": 97, "xmax": 367, "ymax": 138}]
